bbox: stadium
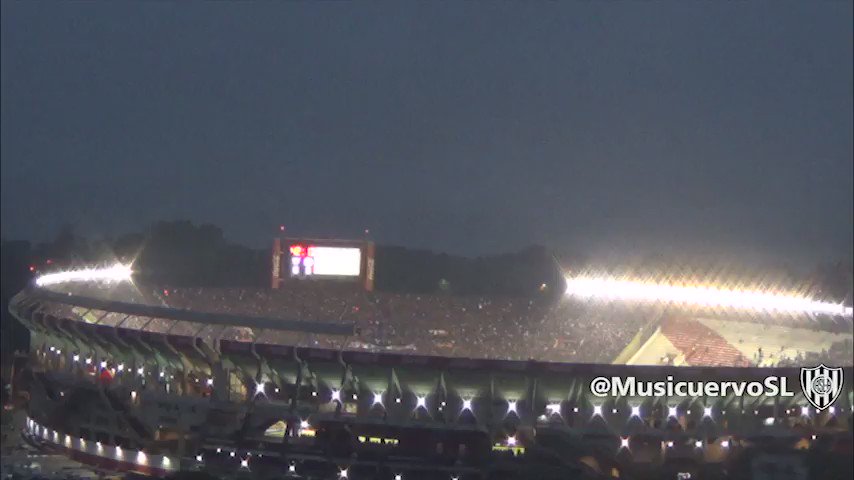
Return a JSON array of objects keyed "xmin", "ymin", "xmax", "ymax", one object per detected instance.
[{"xmin": 6, "ymin": 238, "xmax": 854, "ymax": 480}]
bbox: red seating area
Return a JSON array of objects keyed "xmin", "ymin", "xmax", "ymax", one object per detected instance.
[{"xmin": 661, "ymin": 317, "xmax": 751, "ymax": 367}]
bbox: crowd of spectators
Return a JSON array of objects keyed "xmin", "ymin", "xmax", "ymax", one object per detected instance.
[{"xmin": 32, "ymin": 281, "xmax": 852, "ymax": 366}]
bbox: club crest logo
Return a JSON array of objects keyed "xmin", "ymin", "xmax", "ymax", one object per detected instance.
[{"xmin": 800, "ymin": 364, "xmax": 844, "ymax": 412}]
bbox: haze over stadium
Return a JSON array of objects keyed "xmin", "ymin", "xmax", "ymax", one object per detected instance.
[{"xmin": 2, "ymin": 1, "xmax": 853, "ymax": 480}]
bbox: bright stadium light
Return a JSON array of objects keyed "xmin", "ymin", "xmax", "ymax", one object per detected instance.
[
  {"xmin": 35, "ymin": 263, "xmax": 133, "ymax": 287},
  {"xmin": 507, "ymin": 400, "xmax": 517, "ymax": 414},
  {"xmin": 416, "ymin": 395, "xmax": 427, "ymax": 409},
  {"xmin": 331, "ymin": 389, "xmax": 341, "ymax": 403},
  {"xmin": 546, "ymin": 403, "xmax": 561, "ymax": 416},
  {"xmin": 73, "ymin": 354, "xmax": 79, "ymax": 362},
  {"xmin": 339, "ymin": 467, "xmax": 348, "ymax": 478},
  {"xmin": 704, "ymin": 406, "xmax": 713, "ymax": 418},
  {"xmin": 592, "ymin": 405, "xmax": 602, "ymax": 416},
  {"xmin": 801, "ymin": 406, "xmax": 810, "ymax": 417},
  {"xmin": 565, "ymin": 274, "xmax": 852, "ymax": 317},
  {"xmin": 255, "ymin": 383, "xmax": 265, "ymax": 396},
  {"xmin": 668, "ymin": 406, "xmax": 678, "ymax": 418},
  {"xmin": 507, "ymin": 435, "xmax": 517, "ymax": 446},
  {"xmin": 373, "ymin": 392, "xmax": 383, "ymax": 406},
  {"xmin": 631, "ymin": 405, "xmax": 641, "ymax": 417},
  {"xmin": 462, "ymin": 398, "xmax": 472, "ymax": 411},
  {"xmin": 620, "ymin": 437, "xmax": 629, "ymax": 449}
]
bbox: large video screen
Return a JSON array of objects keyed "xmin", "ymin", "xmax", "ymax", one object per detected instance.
[{"xmin": 289, "ymin": 244, "xmax": 362, "ymax": 277}]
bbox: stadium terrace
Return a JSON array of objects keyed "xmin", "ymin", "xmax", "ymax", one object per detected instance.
[{"xmin": 8, "ymin": 264, "xmax": 854, "ymax": 479}]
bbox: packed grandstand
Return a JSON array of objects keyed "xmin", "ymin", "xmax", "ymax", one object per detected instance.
[
  {"xmin": 7, "ymin": 261, "xmax": 854, "ymax": 480},
  {"xmin": 29, "ymin": 270, "xmax": 854, "ymax": 368}
]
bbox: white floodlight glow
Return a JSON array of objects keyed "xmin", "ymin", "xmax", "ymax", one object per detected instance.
[
  {"xmin": 230, "ymin": 451, "xmax": 235, "ymax": 457},
  {"xmin": 339, "ymin": 467, "xmax": 348, "ymax": 478},
  {"xmin": 100, "ymin": 361, "xmax": 107, "ymax": 369},
  {"xmin": 373, "ymin": 392, "xmax": 383, "ymax": 405},
  {"xmin": 666, "ymin": 441, "xmax": 674, "ymax": 448},
  {"xmin": 394, "ymin": 475, "xmax": 402, "ymax": 480},
  {"xmin": 196, "ymin": 455, "xmax": 203, "ymax": 462},
  {"xmin": 240, "ymin": 458, "xmax": 249, "ymax": 469},
  {"xmin": 669, "ymin": 406, "xmax": 678, "ymax": 418},
  {"xmin": 507, "ymin": 435, "xmax": 517, "ymax": 446},
  {"xmin": 721, "ymin": 440, "xmax": 729, "ymax": 448},
  {"xmin": 36, "ymin": 263, "xmax": 133, "ymax": 287},
  {"xmin": 289, "ymin": 464, "xmax": 296, "ymax": 473},
  {"xmin": 115, "ymin": 446, "xmax": 123, "ymax": 458},
  {"xmin": 255, "ymin": 383, "xmax": 265, "ymax": 395},
  {"xmin": 620, "ymin": 437, "xmax": 629, "ymax": 449},
  {"xmin": 462, "ymin": 398, "xmax": 472, "ymax": 411},
  {"xmin": 592, "ymin": 404, "xmax": 602, "ymax": 416},
  {"xmin": 159, "ymin": 371, "xmax": 165, "ymax": 378},
  {"xmin": 564, "ymin": 275, "xmax": 852, "ymax": 317},
  {"xmin": 507, "ymin": 400, "xmax": 517, "ymax": 413},
  {"xmin": 73, "ymin": 354, "xmax": 79, "ymax": 362},
  {"xmin": 117, "ymin": 364, "xmax": 124, "ymax": 372},
  {"xmin": 300, "ymin": 420, "xmax": 310, "ymax": 430},
  {"xmin": 695, "ymin": 440, "xmax": 703, "ymax": 448},
  {"xmin": 216, "ymin": 448, "xmax": 222, "ymax": 453},
  {"xmin": 704, "ymin": 407, "xmax": 713, "ymax": 418},
  {"xmin": 56, "ymin": 349, "xmax": 61, "ymax": 355},
  {"xmin": 137, "ymin": 367, "xmax": 144, "ymax": 376},
  {"xmin": 828, "ymin": 406, "xmax": 836, "ymax": 415},
  {"xmin": 137, "ymin": 451, "xmax": 147, "ymax": 463},
  {"xmin": 631, "ymin": 405, "xmax": 641, "ymax": 417},
  {"xmin": 801, "ymin": 406, "xmax": 810, "ymax": 416},
  {"xmin": 207, "ymin": 378, "xmax": 214, "ymax": 386},
  {"xmin": 331, "ymin": 389, "xmax": 341, "ymax": 403},
  {"xmin": 546, "ymin": 403, "xmax": 561, "ymax": 415},
  {"xmin": 162, "ymin": 457, "xmax": 171, "ymax": 467},
  {"xmin": 416, "ymin": 395, "xmax": 427, "ymax": 409},
  {"xmin": 85, "ymin": 358, "xmax": 92, "ymax": 365}
]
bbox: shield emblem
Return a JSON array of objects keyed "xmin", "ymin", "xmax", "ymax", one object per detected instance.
[{"xmin": 800, "ymin": 364, "xmax": 844, "ymax": 411}]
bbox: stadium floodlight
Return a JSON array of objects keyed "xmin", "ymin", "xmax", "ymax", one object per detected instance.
[
  {"xmin": 704, "ymin": 406, "xmax": 713, "ymax": 418},
  {"xmin": 216, "ymin": 448, "xmax": 222, "ymax": 453},
  {"xmin": 117, "ymin": 363, "xmax": 124, "ymax": 372},
  {"xmin": 115, "ymin": 446, "xmax": 123, "ymax": 458},
  {"xmin": 339, "ymin": 467, "xmax": 348, "ymax": 478},
  {"xmin": 620, "ymin": 437, "xmax": 629, "ymax": 449},
  {"xmin": 137, "ymin": 451, "xmax": 147, "ymax": 464},
  {"xmin": 721, "ymin": 440, "xmax": 729, "ymax": 448},
  {"xmin": 507, "ymin": 400, "xmax": 517, "ymax": 414},
  {"xmin": 137, "ymin": 367, "xmax": 144, "ymax": 376},
  {"xmin": 668, "ymin": 406, "xmax": 678, "ymax": 418},
  {"xmin": 373, "ymin": 392, "xmax": 383, "ymax": 406},
  {"xmin": 631, "ymin": 405, "xmax": 641, "ymax": 417},
  {"xmin": 801, "ymin": 406, "xmax": 810, "ymax": 416},
  {"xmin": 666, "ymin": 441, "xmax": 674, "ymax": 448},
  {"xmin": 416, "ymin": 395, "xmax": 427, "ymax": 409},
  {"xmin": 546, "ymin": 403, "xmax": 561, "ymax": 416},
  {"xmin": 331, "ymin": 389, "xmax": 341, "ymax": 403},
  {"xmin": 694, "ymin": 440, "xmax": 702, "ymax": 449},
  {"xmin": 592, "ymin": 405, "xmax": 602, "ymax": 416},
  {"xmin": 564, "ymin": 274, "xmax": 852, "ymax": 317},
  {"xmin": 207, "ymin": 378, "xmax": 214, "ymax": 386},
  {"xmin": 100, "ymin": 361, "xmax": 107, "ymax": 369},
  {"xmin": 240, "ymin": 458, "xmax": 249, "ymax": 469},
  {"xmin": 230, "ymin": 451, "xmax": 236, "ymax": 457},
  {"xmin": 56, "ymin": 349, "xmax": 61, "ymax": 355},
  {"xmin": 85, "ymin": 358, "xmax": 92, "ymax": 365},
  {"xmin": 300, "ymin": 420, "xmax": 310, "ymax": 430},
  {"xmin": 255, "ymin": 383, "xmax": 265, "ymax": 396},
  {"xmin": 73, "ymin": 354, "xmax": 79, "ymax": 362},
  {"xmin": 35, "ymin": 263, "xmax": 133, "ymax": 287},
  {"xmin": 507, "ymin": 435, "xmax": 517, "ymax": 446},
  {"xmin": 828, "ymin": 406, "xmax": 836, "ymax": 415},
  {"xmin": 289, "ymin": 464, "xmax": 296, "ymax": 473},
  {"xmin": 196, "ymin": 455, "xmax": 203, "ymax": 462},
  {"xmin": 462, "ymin": 398, "xmax": 472, "ymax": 411},
  {"xmin": 394, "ymin": 475, "xmax": 402, "ymax": 480},
  {"xmin": 49, "ymin": 346, "xmax": 55, "ymax": 352}
]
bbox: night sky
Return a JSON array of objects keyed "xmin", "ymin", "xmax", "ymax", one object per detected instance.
[{"xmin": 2, "ymin": 1, "xmax": 852, "ymax": 267}]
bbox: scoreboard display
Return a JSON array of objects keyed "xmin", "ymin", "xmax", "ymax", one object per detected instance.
[{"xmin": 272, "ymin": 237, "xmax": 375, "ymax": 291}]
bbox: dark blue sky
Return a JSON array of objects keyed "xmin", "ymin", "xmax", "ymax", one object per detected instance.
[{"xmin": 2, "ymin": 1, "xmax": 851, "ymax": 266}]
